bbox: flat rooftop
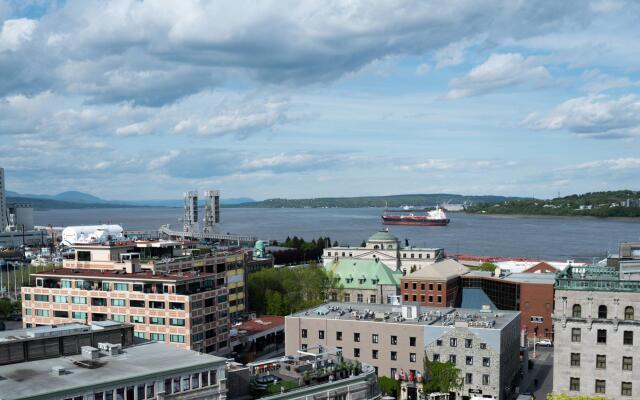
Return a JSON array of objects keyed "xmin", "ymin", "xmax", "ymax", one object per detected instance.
[
  {"xmin": 464, "ymin": 270, "xmax": 556, "ymax": 284},
  {"xmin": 0, "ymin": 342, "xmax": 225, "ymax": 400},
  {"xmin": 0, "ymin": 322, "xmax": 127, "ymax": 343},
  {"xmin": 288, "ymin": 302, "xmax": 519, "ymax": 330},
  {"xmin": 34, "ymin": 268, "xmax": 217, "ymax": 282}
]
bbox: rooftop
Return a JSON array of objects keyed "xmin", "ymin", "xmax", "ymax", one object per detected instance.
[
  {"xmin": 556, "ymin": 264, "xmax": 640, "ymax": 292},
  {"xmin": 403, "ymin": 258, "xmax": 469, "ymax": 281},
  {"xmin": 326, "ymin": 259, "xmax": 402, "ymax": 289},
  {"xmin": 0, "ymin": 321, "xmax": 128, "ymax": 343},
  {"xmin": 235, "ymin": 316, "xmax": 285, "ymax": 336},
  {"xmin": 367, "ymin": 230, "xmax": 398, "ymax": 242},
  {"xmin": 34, "ymin": 268, "xmax": 217, "ymax": 282},
  {"xmin": 0, "ymin": 342, "xmax": 226, "ymax": 400},
  {"xmin": 288, "ymin": 302, "xmax": 519, "ymax": 330},
  {"xmin": 463, "ymin": 270, "xmax": 556, "ymax": 284}
]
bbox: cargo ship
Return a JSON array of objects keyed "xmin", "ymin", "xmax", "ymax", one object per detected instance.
[{"xmin": 381, "ymin": 206, "xmax": 450, "ymax": 226}]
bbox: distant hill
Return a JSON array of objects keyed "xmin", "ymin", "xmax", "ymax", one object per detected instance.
[
  {"xmin": 226, "ymin": 194, "xmax": 524, "ymax": 208},
  {"xmin": 465, "ymin": 190, "xmax": 640, "ymax": 217},
  {"xmin": 5, "ymin": 190, "xmax": 256, "ymax": 210}
]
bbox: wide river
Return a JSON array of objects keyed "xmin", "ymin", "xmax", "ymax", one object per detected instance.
[{"xmin": 35, "ymin": 207, "xmax": 639, "ymax": 261}]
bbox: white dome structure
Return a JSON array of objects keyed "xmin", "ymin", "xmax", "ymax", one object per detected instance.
[{"xmin": 61, "ymin": 224, "xmax": 124, "ymax": 246}]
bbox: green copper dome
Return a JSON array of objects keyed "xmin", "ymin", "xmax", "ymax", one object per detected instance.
[{"xmin": 367, "ymin": 230, "xmax": 398, "ymax": 242}]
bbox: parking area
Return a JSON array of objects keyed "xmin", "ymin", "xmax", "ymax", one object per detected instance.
[{"xmin": 520, "ymin": 345, "xmax": 554, "ymax": 399}]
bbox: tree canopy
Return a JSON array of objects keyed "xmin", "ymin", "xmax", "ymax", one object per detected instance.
[
  {"xmin": 546, "ymin": 394, "xmax": 607, "ymax": 400},
  {"xmin": 423, "ymin": 357, "xmax": 463, "ymax": 394}
]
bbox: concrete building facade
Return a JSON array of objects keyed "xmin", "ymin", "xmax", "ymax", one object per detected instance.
[
  {"xmin": 285, "ymin": 303, "xmax": 521, "ymax": 400},
  {"xmin": 553, "ymin": 264, "xmax": 640, "ymax": 399},
  {"xmin": 322, "ymin": 230, "xmax": 444, "ymax": 274}
]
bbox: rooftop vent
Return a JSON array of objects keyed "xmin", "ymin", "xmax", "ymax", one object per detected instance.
[
  {"xmin": 81, "ymin": 346, "xmax": 100, "ymax": 360},
  {"xmin": 98, "ymin": 342, "xmax": 122, "ymax": 355},
  {"xmin": 51, "ymin": 366, "xmax": 66, "ymax": 376}
]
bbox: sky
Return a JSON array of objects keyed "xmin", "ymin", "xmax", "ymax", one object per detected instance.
[{"xmin": 1, "ymin": 0, "xmax": 640, "ymax": 201}]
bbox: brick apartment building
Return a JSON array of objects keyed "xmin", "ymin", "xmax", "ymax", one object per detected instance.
[
  {"xmin": 22, "ymin": 240, "xmax": 249, "ymax": 354},
  {"xmin": 400, "ymin": 259, "xmax": 469, "ymax": 307}
]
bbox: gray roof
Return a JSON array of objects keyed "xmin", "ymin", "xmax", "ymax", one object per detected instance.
[
  {"xmin": 288, "ymin": 302, "xmax": 519, "ymax": 330},
  {"xmin": 0, "ymin": 342, "xmax": 226, "ymax": 400},
  {"xmin": 403, "ymin": 259, "xmax": 469, "ymax": 280}
]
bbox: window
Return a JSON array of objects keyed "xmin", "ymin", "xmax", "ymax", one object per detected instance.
[
  {"xmin": 572, "ymin": 304, "xmax": 582, "ymax": 318},
  {"xmin": 433, "ymin": 353, "xmax": 440, "ymax": 362},
  {"xmin": 35, "ymin": 309, "xmax": 49, "ymax": 317},
  {"xmin": 391, "ymin": 351, "xmax": 397, "ymax": 360},
  {"xmin": 450, "ymin": 338, "xmax": 457, "ymax": 347},
  {"xmin": 54, "ymin": 310, "xmax": 68, "ymax": 318},
  {"xmin": 344, "ymin": 293, "xmax": 350, "ymax": 302},
  {"xmin": 596, "ymin": 354, "xmax": 606, "ymax": 369},
  {"xmin": 53, "ymin": 295, "xmax": 67, "ymax": 303},
  {"xmin": 111, "ymin": 298, "xmax": 126, "ymax": 307},
  {"xmin": 623, "ymin": 356, "xmax": 633, "ymax": 371},
  {"xmin": 482, "ymin": 374, "xmax": 490, "ymax": 385},
  {"xmin": 91, "ymin": 297, "xmax": 106, "ymax": 307},
  {"xmin": 429, "ymin": 283, "xmax": 433, "ymax": 290},
  {"xmin": 111, "ymin": 314, "xmax": 125, "ymax": 322},
  {"xmin": 331, "ymin": 292, "xmax": 338, "ymax": 301},
  {"xmin": 336, "ymin": 331, "xmax": 342, "ymax": 341},
  {"xmin": 625, "ymin": 306, "xmax": 634, "ymax": 320},
  {"xmin": 170, "ymin": 335, "xmax": 185, "ymax": 343},
  {"xmin": 301, "ymin": 344, "xmax": 308, "ymax": 351},
  {"xmin": 101, "ymin": 282, "xmax": 110, "ymax": 291},
  {"xmin": 622, "ymin": 382, "xmax": 632, "ymax": 396},
  {"xmin": 318, "ymin": 330, "xmax": 325, "ymax": 339},
  {"xmin": 428, "ymin": 295, "xmax": 433, "ymax": 302},
  {"xmin": 391, "ymin": 335, "xmax": 397, "ymax": 345},
  {"xmin": 404, "ymin": 282, "xmax": 409, "ymax": 289},
  {"xmin": 149, "ymin": 301, "xmax": 165, "ymax": 309},
  {"xmin": 410, "ymin": 353, "xmax": 416, "ymax": 362},
  {"xmin": 130, "ymin": 315, "xmax": 144, "ymax": 324},
  {"xmin": 391, "ymin": 368, "xmax": 397, "ymax": 378},
  {"xmin": 130, "ymin": 299, "xmax": 145, "ymax": 307},
  {"xmin": 465, "ymin": 339, "xmax": 472, "ymax": 348},
  {"xmin": 370, "ymin": 295, "xmax": 376, "ymax": 303},
  {"xmin": 449, "ymin": 355, "xmax": 456, "ymax": 365},
  {"xmin": 372, "ymin": 334, "xmax": 379, "ymax": 344},
  {"xmin": 437, "ymin": 284, "xmax": 442, "ymax": 291},
  {"xmin": 170, "ymin": 302, "xmax": 185, "ymax": 310},
  {"xmin": 301, "ymin": 329, "xmax": 307, "ymax": 338},
  {"xmin": 192, "ymin": 333, "xmax": 204, "ymax": 342},
  {"xmin": 170, "ymin": 318, "xmax": 185, "ymax": 326},
  {"xmin": 570, "ymin": 377, "xmax": 580, "ymax": 391},
  {"xmin": 354, "ymin": 332, "xmax": 360, "ymax": 342},
  {"xmin": 482, "ymin": 357, "xmax": 490, "ymax": 367},
  {"xmin": 572, "ymin": 328, "xmax": 581, "ymax": 342},
  {"xmin": 598, "ymin": 305, "xmax": 608, "ymax": 319},
  {"xmin": 465, "ymin": 373, "xmax": 472, "ymax": 384},
  {"xmin": 437, "ymin": 295, "xmax": 442, "ymax": 303},
  {"xmin": 410, "ymin": 336, "xmax": 416, "ymax": 346},
  {"xmin": 72, "ymin": 311, "xmax": 87, "ymax": 320},
  {"xmin": 372, "ymin": 349, "xmax": 378, "ymax": 359},
  {"xmin": 624, "ymin": 330, "xmax": 633, "ymax": 345},
  {"xmin": 421, "ymin": 295, "xmax": 425, "ymax": 302},
  {"xmin": 61, "ymin": 280, "xmax": 72, "ymax": 289},
  {"xmin": 480, "ymin": 342, "xmax": 487, "ymax": 349},
  {"xmin": 150, "ymin": 317, "xmax": 165, "ymax": 325},
  {"xmin": 412, "ymin": 294, "xmax": 417, "ymax": 302},
  {"xmin": 570, "ymin": 353, "xmax": 580, "ymax": 367},
  {"xmin": 34, "ymin": 294, "xmax": 49, "ymax": 302},
  {"xmin": 71, "ymin": 296, "xmax": 86, "ymax": 304},
  {"xmin": 357, "ymin": 294, "xmax": 363, "ymax": 303},
  {"xmin": 114, "ymin": 283, "xmax": 129, "ymax": 291},
  {"xmin": 466, "ymin": 356, "xmax": 473, "ymax": 365},
  {"xmin": 354, "ymin": 348, "xmax": 360, "ymax": 358},
  {"xmin": 596, "ymin": 380, "xmax": 606, "ymax": 394}
]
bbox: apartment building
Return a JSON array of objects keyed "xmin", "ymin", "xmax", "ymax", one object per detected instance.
[
  {"xmin": 553, "ymin": 264, "xmax": 640, "ymax": 399},
  {"xmin": 285, "ymin": 303, "xmax": 521, "ymax": 400},
  {"xmin": 322, "ymin": 230, "xmax": 444, "ymax": 273},
  {"xmin": 400, "ymin": 259, "xmax": 469, "ymax": 307}
]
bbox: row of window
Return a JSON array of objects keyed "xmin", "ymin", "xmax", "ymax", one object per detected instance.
[
  {"xmin": 404, "ymin": 282, "xmax": 442, "ymax": 291},
  {"xmin": 404, "ymin": 294, "xmax": 442, "ymax": 303},
  {"xmin": 571, "ymin": 304, "xmax": 635, "ymax": 320},
  {"xmin": 571, "ymin": 328, "xmax": 634, "ymax": 345},
  {"xmin": 162, "ymin": 370, "xmax": 219, "ymax": 395},
  {"xmin": 26, "ymin": 294, "xmax": 188, "ymax": 310},
  {"xmin": 431, "ymin": 354, "xmax": 491, "ymax": 367},
  {"xmin": 437, "ymin": 337, "xmax": 487, "ymax": 349},
  {"xmin": 569, "ymin": 378, "xmax": 632, "ymax": 396},
  {"xmin": 303, "ymin": 330, "xmax": 417, "ymax": 346},
  {"xmin": 570, "ymin": 353, "xmax": 634, "ymax": 370},
  {"xmin": 338, "ymin": 293, "xmax": 377, "ymax": 303}
]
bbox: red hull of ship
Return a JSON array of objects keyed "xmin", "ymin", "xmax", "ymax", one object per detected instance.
[{"xmin": 381, "ymin": 217, "xmax": 450, "ymax": 226}]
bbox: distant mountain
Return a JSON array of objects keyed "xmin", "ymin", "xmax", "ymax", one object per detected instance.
[
  {"xmin": 226, "ymin": 194, "xmax": 524, "ymax": 208},
  {"xmin": 5, "ymin": 190, "xmax": 256, "ymax": 210}
]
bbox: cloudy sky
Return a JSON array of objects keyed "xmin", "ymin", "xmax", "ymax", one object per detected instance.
[{"xmin": 1, "ymin": 0, "xmax": 639, "ymax": 201}]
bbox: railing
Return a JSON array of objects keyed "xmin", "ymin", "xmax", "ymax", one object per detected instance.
[{"xmin": 556, "ymin": 278, "xmax": 640, "ymax": 292}]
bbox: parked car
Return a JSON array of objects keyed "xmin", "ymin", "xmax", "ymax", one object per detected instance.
[
  {"xmin": 518, "ymin": 393, "xmax": 535, "ymax": 400},
  {"xmin": 537, "ymin": 339, "xmax": 553, "ymax": 347}
]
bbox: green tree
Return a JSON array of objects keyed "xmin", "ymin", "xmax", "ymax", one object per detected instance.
[
  {"xmin": 546, "ymin": 394, "xmax": 607, "ymax": 400},
  {"xmin": 0, "ymin": 298, "xmax": 12, "ymax": 319},
  {"xmin": 378, "ymin": 376, "xmax": 400, "ymax": 397},
  {"xmin": 478, "ymin": 262, "xmax": 497, "ymax": 272},
  {"xmin": 423, "ymin": 356, "xmax": 463, "ymax": 394}
]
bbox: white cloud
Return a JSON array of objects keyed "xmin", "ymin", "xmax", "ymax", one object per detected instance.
[
  {"xmin": 415, "ymin": 63, "xmax": 430, "ymax": 76},
  {"xmin": 115, "ymin": 122, "xmax": 152, "ymax": 137},
  {"xmin": 446, "ymin": 53, "xmax": 551, "ymax": 99},
  {"xmin": 524, "ymin": 94, "xmax": 640, "ymax": 139},
  {"xmin": 563, "ymin": 158, "xmax": 640, "ymax": 171},
  {"xmin": 0, "ymin": 18, "xmax": 37, "ymax": 51},
  {"xmin": 434, "ymin": 39, "xmax": 470, "ymax": 69},
  {"xmin": 395, "ymin": 159, "xmax": 516, "ymax": 172}
]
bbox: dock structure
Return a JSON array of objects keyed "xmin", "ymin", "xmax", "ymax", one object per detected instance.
[{"xmin": 158, "ymin": 225, "xmax": 255, "ymax": 244}]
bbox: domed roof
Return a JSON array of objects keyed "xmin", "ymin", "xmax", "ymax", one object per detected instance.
[{"xmin": 368, "ymin": 230, "xmax": 398, "ymax": 242}]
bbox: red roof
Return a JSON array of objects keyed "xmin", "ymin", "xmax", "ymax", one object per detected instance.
[
  {"xmin": 34, "ymin": 268, "xmax": 216, "ymax": 282},
  {"xmin": 236, "ymin": 316, "xmax": 284, "ymax": 336}
]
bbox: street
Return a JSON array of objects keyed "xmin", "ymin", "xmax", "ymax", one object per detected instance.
[{"xmin": 520, "ymin": 346, "xmax": 554, "ymax": 399}]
